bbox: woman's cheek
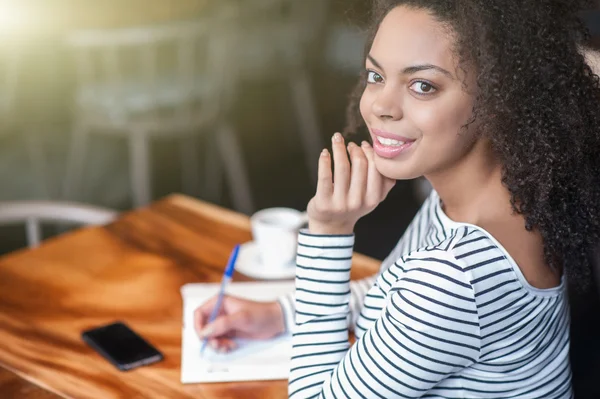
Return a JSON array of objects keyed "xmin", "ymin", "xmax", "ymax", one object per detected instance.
[
  {"xmin": 411, "ymin": 97, "xmax": 471, "ymax": 143},
  {"xmin": 407, "ymin": 103, "xmax": 442, "ymax": 139}
]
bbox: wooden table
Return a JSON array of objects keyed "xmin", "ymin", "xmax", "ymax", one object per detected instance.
[{"xmin": 0, "ymin": 195, "xmax": 380, "ymax": 398}]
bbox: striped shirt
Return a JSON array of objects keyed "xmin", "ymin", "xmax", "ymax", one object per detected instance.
[{"xmin": 280, "ymin": 190, "xmax": 572, "ymax": 398}]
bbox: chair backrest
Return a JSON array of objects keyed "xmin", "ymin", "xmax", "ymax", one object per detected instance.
[
  {"xmin": 231, "ymin": 0, "xmax": 330, "ymax": 69},
  {"xmin": 65, "ymin": 7, "xmax": 237, "ymax": 123},
  {"xmin": 0, "ymin": 201, "xmax": 118, "ymax": 248}
]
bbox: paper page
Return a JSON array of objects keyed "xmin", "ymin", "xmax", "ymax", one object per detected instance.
[{"xmin": 180, "ymin": 281, "xmax": 295, "ymax": 383}]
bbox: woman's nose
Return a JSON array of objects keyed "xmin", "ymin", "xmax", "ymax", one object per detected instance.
[{"xmin": 371, "ymin": 86, "xmax": 403, "ymax": 120}]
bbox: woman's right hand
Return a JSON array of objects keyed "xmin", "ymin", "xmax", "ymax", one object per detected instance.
[
  {"xmin": 307, "ymin": 133, "xmax": 396, "ymax": 235},
  {"xmin": 194, "ymin": 295, "xmax": 285, "ymax": 353}
]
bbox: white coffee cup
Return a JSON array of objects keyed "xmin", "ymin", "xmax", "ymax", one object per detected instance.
[{"xmin": 250, "ymin": 207, "xmax": 308, "ymax": 270}]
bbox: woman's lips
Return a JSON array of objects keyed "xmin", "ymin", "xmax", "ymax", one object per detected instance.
[
  {"xmin": 371, "ymin": 129, "xmax": 416, "ymax": 159},
  {"xmin": 371, "ymin": 129, "xmax": 414, "ymax": 142}
]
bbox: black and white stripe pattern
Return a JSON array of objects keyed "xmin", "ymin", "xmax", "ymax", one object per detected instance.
[
  {"xmin": 278, "ymin": 192, "xmax": 433, "ymax": 334},
  {"xmin": 286, "ymin": 190, "xmax": 572, "ymax": 398}
]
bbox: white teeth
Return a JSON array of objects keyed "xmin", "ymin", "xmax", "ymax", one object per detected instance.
[{"xmin": 376, "ymin": 136, "xmax": 406, "ymax": 146}]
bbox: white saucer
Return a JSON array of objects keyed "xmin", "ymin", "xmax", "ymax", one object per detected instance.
[{"xmin": 235, "ymin": 241, "xmax": 296, "ymax": 280}]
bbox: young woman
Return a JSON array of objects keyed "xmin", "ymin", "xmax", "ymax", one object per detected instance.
[{"xmin": 195, "ymin": 0, "xmax": 600, "ymax": 397}]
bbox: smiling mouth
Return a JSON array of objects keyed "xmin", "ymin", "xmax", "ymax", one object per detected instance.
[
  {"xmin": 375, "ymin": 136, "xmax": 409, "ymax": 147},
  {"xmin": 371, "ymin": 128, "xmax": 415, "ymax": 143},
  {"xmin": 371, "ymin": 131, "xmax": 416, "ymax": 159}
]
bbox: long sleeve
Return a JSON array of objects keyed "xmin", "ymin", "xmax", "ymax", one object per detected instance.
[
  {"xmin": 277, "ymin": 248, "xmax": 375, "ymax": 334},
  {"xmin": 279, "ymin": 191, "xmax": 436, "ymax": 335},
  {"xmin": 288, "ymin": 230, "xmax": 355, "ymax": 398},
  {"xmin": 288, "ymin": 245, "xmax": 481, "ymax": 399}
]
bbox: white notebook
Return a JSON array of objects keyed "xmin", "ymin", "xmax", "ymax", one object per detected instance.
[{"xmin": 180, "ymin": 281, "xmax": 295, "ymax": 383}]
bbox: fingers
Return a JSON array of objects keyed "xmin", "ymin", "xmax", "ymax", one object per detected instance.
[
  {"xmin": 198, "ymin": 311, "xmax": 247, "ymax": 340},
  {"xmin": 314, "ymin": 135, "xmax": 373, "ymax": 211},
  {"xmin": 362, "ymin": 141, "xmax": 395, "ymax": 206},
  {"xmin": 361, "ymin": 140, "xmax": 380, "ymax": 206},
  {"xmin": 309, "ymin": 133, "xmax": 393, "ymax": 234},
  {"xmin": 194, "ymin": 296, "xmax": 218, "ymax": 337},
  {"xmin": 316, "ymin": 148, "xmax": 333, "ymax": 202},
  {"xmin": 331, "ymin": 133, "xmax": 350, "ymax": 205},
  {"xmin": 208, "ymin": 337, "xmax": 238, "ymax": 353},
  {"xmin": 347, "ymin": 142, "xmax": 368, "ymax": 210}
]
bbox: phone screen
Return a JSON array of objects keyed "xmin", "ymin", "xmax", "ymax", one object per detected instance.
[{"xmin": 82, "ymin": 321, "xmax": 163, "ymax": 370}]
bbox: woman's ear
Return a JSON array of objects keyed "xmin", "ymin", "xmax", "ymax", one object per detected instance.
[{"xmin": 580, "ymin": 46, "xmax": 600, "ymax": 75}]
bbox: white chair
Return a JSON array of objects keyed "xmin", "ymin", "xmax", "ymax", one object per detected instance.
[
  {"xmin": 62, "ymin": 8, "xmax": 254, "ymax": 214},
  {"xmin": 230, "ymin": 0, "xmax": 330, "ymax": 185},
  {"xmin": 0, "ymin": 201, "xmax": 118, "ymax": 248}
]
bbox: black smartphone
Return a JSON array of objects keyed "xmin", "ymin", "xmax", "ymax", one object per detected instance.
[{"xmin": 81, "ymin": 321, "xmax": 163, "ymax": 371}]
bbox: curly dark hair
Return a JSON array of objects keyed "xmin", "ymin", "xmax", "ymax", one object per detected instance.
[{"xmin": 344, "ymin": 0, "xmax": 600, "ymax": 291}]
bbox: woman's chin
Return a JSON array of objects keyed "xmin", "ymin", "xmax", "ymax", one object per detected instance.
[{"xmin": 374, "ymin": 157, "xmax": 421, "ymax": 181}]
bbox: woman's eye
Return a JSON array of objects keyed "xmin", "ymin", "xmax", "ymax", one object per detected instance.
[
  {"xmin": 366, "ymin": 71, "xmax": 384, "ymax": 84},
  {"xmin": 410, "ymin": 81, "xmax": 437, "ymax": 95}
]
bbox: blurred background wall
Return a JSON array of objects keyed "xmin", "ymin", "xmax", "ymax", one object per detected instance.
[{"xmin": 0, "ymin": 0, "xmax": 598, "ymax": 261}]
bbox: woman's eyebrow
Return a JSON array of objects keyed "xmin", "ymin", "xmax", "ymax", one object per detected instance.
[
  {"xmin": 367, "ymin": 54, "xmax": 384, "ymax": 70},
  {"xmin": 367, "ymin": 54, "xmax": 454, "ymax": 79}
]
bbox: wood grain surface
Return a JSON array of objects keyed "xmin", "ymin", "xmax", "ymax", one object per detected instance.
[
  {"xmin": 0, "ymin": 194, "xmax": 380, "ymax": 398},
  {"xmin": 0, "ymin": 368, "xmax": 60, "ymax": 399}
]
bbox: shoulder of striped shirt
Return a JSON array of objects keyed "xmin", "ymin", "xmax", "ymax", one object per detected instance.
[
  {"xmin": 384, "ymin": 227, "xmax": 483, "ymax": 360},
  {"xmin": 401, "ymin": 225, "xmax": 499, "ymax": 266},
  {"xmin": 387, "ymin": 224, "xmax": 504, "ymax": 305},
  {"xmin": 388, "ymin": 224, "xmax": 508, "ymax": 311},
  {"xmin": 393, "ymin": 226, "xmax": 478, "ymax": 290},
  {"xmin": 399, "ymin": 225, "xmax": 480, "ymax": 264}
]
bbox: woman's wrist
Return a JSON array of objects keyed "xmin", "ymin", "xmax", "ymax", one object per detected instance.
[{"xmin": 308, "ymin": 220, "xmax": 355, "ymax": 235}]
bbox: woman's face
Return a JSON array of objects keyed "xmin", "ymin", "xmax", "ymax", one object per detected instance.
[{"xmin": 360, "ymin": 5, "xmax": 478, "ymax": 180}]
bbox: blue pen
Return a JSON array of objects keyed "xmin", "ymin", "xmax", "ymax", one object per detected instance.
[{"xmin": 200, "ymin": 244, "xmax": 240, "ymax": 356}]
